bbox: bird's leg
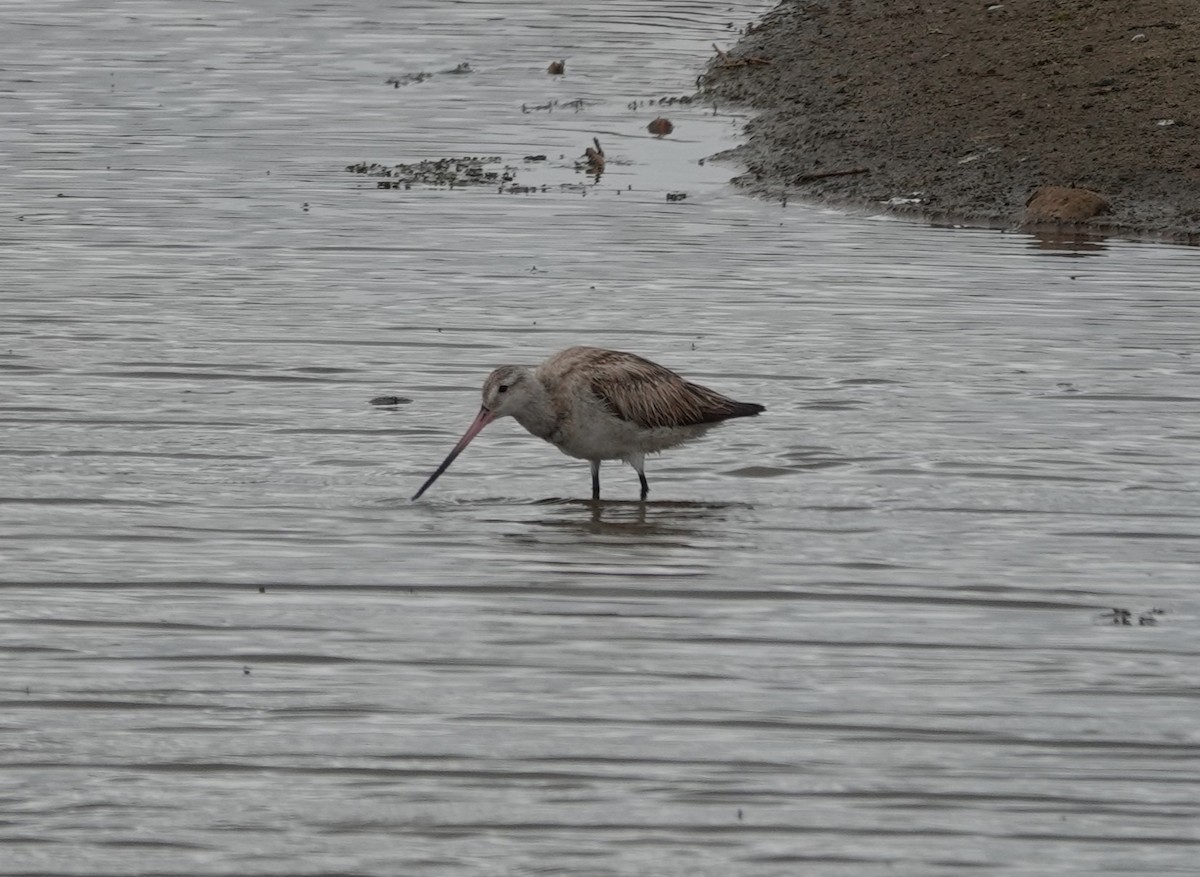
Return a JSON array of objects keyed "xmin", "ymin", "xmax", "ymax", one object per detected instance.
[
  {"xmin": 590, "ymin": 460, "xmax": 601, "ymax": 501},
  {"xmin": 626, "ymin": 454, "xmax": 649, "ymax": 502}
]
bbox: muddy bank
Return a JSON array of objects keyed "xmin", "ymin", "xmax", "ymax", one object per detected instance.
[{"xmin": 702, "ymin": 0, "xmax": 1200, "ymax": 240}]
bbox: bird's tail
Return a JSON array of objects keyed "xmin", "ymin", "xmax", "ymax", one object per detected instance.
[{"xmin": 726, "ymin": 401, "xmax": 765, "ymax": 419}]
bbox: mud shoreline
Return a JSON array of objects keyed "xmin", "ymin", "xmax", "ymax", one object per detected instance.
[{"xmin": 702, "ymin": 1, "xmax": 1200, "ymax": 242}]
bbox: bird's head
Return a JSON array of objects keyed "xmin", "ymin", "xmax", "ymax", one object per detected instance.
[
  {"xmin": 411, "ymin": 364, "xmax": 545, "ymax": 501},
  {"xmin": 481, "ymin": 365, "xmax": 535, "ymax": 418}
]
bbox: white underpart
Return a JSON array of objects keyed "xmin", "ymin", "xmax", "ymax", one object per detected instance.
[{"xmin": 540, "ymin": 389, "xmax": 717, "ymax": 465}]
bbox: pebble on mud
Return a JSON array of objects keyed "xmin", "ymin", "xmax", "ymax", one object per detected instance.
[
  {"xmin": 647, "ymin": 117, "xmax": 674, "ymax": 137},
  {"xmin": 1023, "ymin": 185, "xmax": 1112, "ymax": 224}
]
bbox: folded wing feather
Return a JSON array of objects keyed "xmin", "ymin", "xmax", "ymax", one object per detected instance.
[{"xmin": 562, "ymin": 347, "xmax": 762, "ymax": 429}]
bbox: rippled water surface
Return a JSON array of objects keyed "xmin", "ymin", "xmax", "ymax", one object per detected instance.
[{"xmin": 3, "ymin": 1, "xmax": 1199, "ymax": 875}]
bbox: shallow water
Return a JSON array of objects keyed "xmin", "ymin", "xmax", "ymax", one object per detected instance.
[{"xmin": 2, "ymin": 1, "xmax": 1199, "ymax": 875}]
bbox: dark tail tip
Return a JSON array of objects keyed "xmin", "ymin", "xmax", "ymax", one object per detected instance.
[{"xmin": 732, "ymin": 401, "xmax": 765, "ymax": 418}]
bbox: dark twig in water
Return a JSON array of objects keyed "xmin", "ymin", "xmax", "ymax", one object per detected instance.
[{"xmin": 582, "ymin": 137, "xmax": 605, "ymax": 175}]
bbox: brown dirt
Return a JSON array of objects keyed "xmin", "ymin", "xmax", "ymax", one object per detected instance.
[{"xmin": 702, "ymin": 0, "xmax": 1200, "ymax": 240}]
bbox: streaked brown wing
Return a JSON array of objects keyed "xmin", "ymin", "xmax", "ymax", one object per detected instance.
[{"xmin": 576, "ymin": 348, "xmax": 756, "ymax": 429}]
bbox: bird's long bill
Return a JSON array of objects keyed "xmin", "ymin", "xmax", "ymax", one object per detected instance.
[{"xmin": 411, "ymin": 406, "xmax": 496, "ymax": 500}]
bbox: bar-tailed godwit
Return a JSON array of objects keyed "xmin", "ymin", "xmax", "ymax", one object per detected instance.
[{"xmin": 412, "ymin": 346, "xmax": 764, "ymax": 501}]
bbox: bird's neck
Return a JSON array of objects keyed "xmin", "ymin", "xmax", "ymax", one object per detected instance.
[{"xmin": 511, "ymin": 378, "xmax": 558, "ymax": 440}]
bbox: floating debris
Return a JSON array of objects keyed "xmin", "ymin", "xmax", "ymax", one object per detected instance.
[
  {"xmin": 369, "ymin": 395, "xmax": 413, "ymax": 406},
  {"xmin": 521, "ymin": 97, "xmax": 598, "ymax": 114},
  {"xmin": 559, "ymin": 98, "xmax": 594, "ymax": 111},
  {"xmin": 1099, "ymin": 607, "xmax": 1166, "ymax": 626},
  {"xmin": 647, "ymin": 117, "xmax": 674, "ymax": 137},
  {"xmin": 547, "ymin": 60, "xmax": 565, "ymax": 75},
  {"xmin": 344, "ymin": 156, "xmax": 603, "ymax": 196},
  {"xmin": 385, "ymin": 63, "xmax": 470, "ymax": 87},
  {"xmin": 666, "ymin": 192, "xmax": 687, "ymax": 202},
  {"xmin": 627, "ymin": 95, "xmax": 695, "ymax": 110},
  {"xmin": 385, "ymin": 72, "xmax": 433, "ymax": 88},
  {"xmin": 346, "ymin": 156, "xmax": 516, "ymax": 189}
]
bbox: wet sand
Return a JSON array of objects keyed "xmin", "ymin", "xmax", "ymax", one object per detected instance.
[{"xmin": 703, "ymin": 1, "xmax": 1200, "ymax": 240}]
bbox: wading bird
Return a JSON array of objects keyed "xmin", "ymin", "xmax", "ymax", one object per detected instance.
[{"xmin": 412, "ymin": 346, "xmax": 764, "ymax": 501}]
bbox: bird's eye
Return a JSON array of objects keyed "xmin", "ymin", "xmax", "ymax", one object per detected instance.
[{"xmin": 497, "ymin": 384, "xmax": 509, "ymax": 393}]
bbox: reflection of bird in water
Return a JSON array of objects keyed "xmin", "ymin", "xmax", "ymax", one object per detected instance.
[
  {"xmin": 547, "ymin": 60, "xmax": 565, "ymax": 75},
  {"xmin": 412, "ymin": 346, "xmax": 765, "ymax": 501},
  {"xmin": 582, "ymin": 137, "xmax": 605, "ymax": 175},
  {"xmin": 647, "ymin": 117, "xmax": 674, "ymax": 137}
]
